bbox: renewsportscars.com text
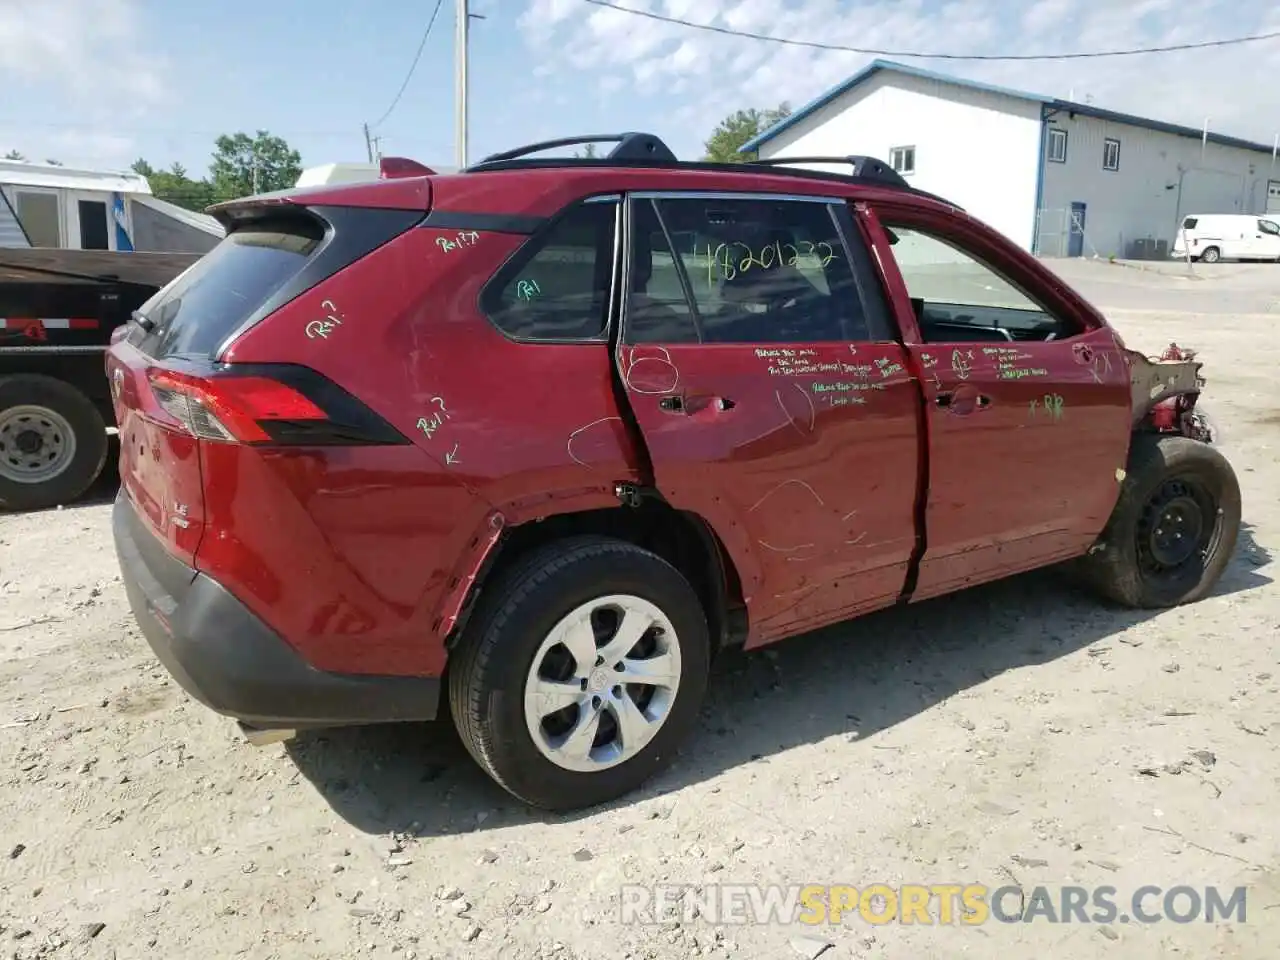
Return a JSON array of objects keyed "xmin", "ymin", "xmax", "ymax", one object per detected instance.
[{"xmin": 619, "ymin": 883, "xmax": 1249, "ymax": 926}]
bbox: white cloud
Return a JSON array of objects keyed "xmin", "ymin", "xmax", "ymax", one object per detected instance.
[
  {"xmin": 0, "ymin": 125, "xmax": 138, "ymax": 170},
  {"xmin": 0, "ymin": 0, "xmax": 168, "ymax": 107},
  {"xmin": 518, "ymin": 0, "xmax": 1280, "ymax": 152}
]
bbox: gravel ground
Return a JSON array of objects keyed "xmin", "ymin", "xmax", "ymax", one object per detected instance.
[{"xmin": 1, "ymin": 261, "xmax": 1277, "ymax": 959}]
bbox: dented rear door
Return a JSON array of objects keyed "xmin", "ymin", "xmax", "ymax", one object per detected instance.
[{"xmin": 614, "ymin": 191, "xmax": 922, "ymax": 643}]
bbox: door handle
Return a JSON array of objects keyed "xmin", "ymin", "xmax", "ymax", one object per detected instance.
[
  {"xmin": 935, "ymin": 391, "xmax": 992, "ymax": 411},
  {"xmin": 658, "ymin": 395, "xmax": 685, "ymax": 413}
]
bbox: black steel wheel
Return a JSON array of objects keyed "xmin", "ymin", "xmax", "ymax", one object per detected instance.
[{"xmin": 1081, "ymin": 434, "xmax": 1241, "ymax": 608}]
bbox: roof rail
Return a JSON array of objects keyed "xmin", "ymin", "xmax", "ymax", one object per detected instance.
[
  {"xmin": 470, "ymin": 132, "xmax": 678, "ymax": 168},
  {"xmin": 747, "ymin": 155, "xmax": 908, "ymax": 189}
]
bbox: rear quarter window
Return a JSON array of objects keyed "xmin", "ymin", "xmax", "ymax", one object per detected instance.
[
  {"xmin": 1182, "ymin": 217, "xmax": 1198, "ymax": 229},
  {"xmin": 479, "ymin": 199, "xmax": 617, "ymax": 341},
  {"xmin": 133, "ymin": 218, "xmax": 325, "ymax": 359}
]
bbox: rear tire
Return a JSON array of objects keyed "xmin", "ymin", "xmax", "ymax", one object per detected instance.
[
  {"xmin": 1200, "ymin": 246, "xmax": 1221, "ymax": 263},
  {"xmin": 1080, "ymin": 434, "xmax": 1240, "ymax": 608},
  {"xmin": 0, "ymin": 375, "xmax": 108, "ymax": 511},
  {"xmin": 447, "ymin": 535, "xmax": 711, "ymax": 811}
]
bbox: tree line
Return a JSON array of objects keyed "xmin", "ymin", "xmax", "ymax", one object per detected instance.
[{"xmin": 132, "ymin": 132, "xmax": 303, "ymax": 211}]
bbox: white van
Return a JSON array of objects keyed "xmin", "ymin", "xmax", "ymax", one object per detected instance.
[{"xmin": 1171, "ymin": 214, "xmax": 1280, "ymax": 262}]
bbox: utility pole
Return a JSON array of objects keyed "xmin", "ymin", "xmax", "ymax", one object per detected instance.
[
  {"xmin": 455, "ymin": 0, "xmax": 469, "ymax": 169},
  {"xmin": 363, "ymin": 122, "xmax": 374, "ymax": 163}
]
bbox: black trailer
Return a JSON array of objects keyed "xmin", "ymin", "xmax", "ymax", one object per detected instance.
[{"xmin": 0, "ymin": 248, "xmax": 204, "ymax": 511}]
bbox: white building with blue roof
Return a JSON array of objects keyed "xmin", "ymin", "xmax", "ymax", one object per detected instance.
[{"xmin": 740, "ymin": 59, "xmax": 1280, "ymax": 259}]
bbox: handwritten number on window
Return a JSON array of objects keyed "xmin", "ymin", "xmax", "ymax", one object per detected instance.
[
  {"xmin": 701, "ymin": 240, "xmax": 835, "ymax": 284},
  {"xmin": 516, "ymin": 278, "xmax": 541, "ymax": 302}
]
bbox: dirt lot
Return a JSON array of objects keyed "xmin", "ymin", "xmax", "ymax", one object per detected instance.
[{"xmin": 1, "ymin": 259, "xmax": 1277, "ymax": 959}]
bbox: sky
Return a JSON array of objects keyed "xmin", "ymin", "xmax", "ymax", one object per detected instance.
[{"xmin": 2, "ymin": 0, "xmax": 1280, "ymax": 179}]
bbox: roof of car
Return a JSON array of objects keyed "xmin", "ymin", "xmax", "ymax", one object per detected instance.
[{"xmin": 210, "ymin": 133, "xmax": 961, "ymax": 217}]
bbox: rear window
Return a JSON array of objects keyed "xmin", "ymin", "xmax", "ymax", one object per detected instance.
[
  {"xmin": 133, "ymin": 218, "xmax": 324, "ymax": 358},
  {"xmin": 1182, "ymin": 217, "xmax": 1198, "ymax": 229}
]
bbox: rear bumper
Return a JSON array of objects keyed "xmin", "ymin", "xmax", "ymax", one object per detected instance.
[{"xmin": 111, "ymin": 492, "xmax": 441, "ymax": 729}]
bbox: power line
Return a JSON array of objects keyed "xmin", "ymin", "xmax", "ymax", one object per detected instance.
[
  {"xmin": 371, "ymin": 0, "xmax": 446, "ymax": 129},
  {"xmin": 581, "ymin": 0, "xmax": 1280, "ymax": 61}
]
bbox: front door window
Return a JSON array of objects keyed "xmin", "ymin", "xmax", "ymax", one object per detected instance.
[
  {"xmin": 873, "ymin": 212, "xmax": 1128, "ymax": 600},
  {"xmin": 883, "ymin": 224, "xmax": 1083, "ymax": 343}
]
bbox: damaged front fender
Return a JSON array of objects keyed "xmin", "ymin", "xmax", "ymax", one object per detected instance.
[{"xmin": 1126, "ymin": 342, "xmax": 1214, "ymax": 442}]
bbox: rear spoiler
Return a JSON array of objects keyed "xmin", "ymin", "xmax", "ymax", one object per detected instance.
[{"xmin": 207, "ymin": 156, "xmax": 435, "ymax": 226}]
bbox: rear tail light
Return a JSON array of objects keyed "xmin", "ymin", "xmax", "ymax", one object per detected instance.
[{"xmin": 144, "ymin": 365, "xmax": 407, "ymax": 446}]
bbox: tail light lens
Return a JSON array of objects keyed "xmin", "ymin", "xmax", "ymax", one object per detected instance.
[{"xmin": 144, "ymin": 365, "xmax": 407, "ymax": 446}]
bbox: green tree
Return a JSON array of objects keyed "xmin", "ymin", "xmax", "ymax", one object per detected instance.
[
  {"xmin": 131, "ymin": 158, "xmax": 218, "ymax": 212},
  {"xmin": 3, "ymin": 150, "xmax": 26, "ymax": 161},
  {"xmin": 573, "ymin": 143, "xmax": 599, "ymax": 158},
  {"xmin": 210, "ymin": 130, "xmax": 302, "ymax": 198},
  {"xmin": 702, "ymin": 103, "xmax": 792, "ymax": 163}
]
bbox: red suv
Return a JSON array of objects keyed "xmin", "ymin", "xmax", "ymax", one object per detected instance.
[{"xmin": 107, "ymin": 133, "xmax": 1240, "ymax": 812}]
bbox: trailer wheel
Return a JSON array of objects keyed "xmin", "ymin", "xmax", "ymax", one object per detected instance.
[{"xmin": 0, "ymin": 375, "xmax": 108, "ymax": 511}]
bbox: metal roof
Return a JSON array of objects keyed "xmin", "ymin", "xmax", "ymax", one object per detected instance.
[
  {"xmin": 740, "ymin": 59, "xmax": 1280, "ymax": 159},
  {"xmin": 0, "ymin": 159, "xmax": 152, "ymax": 195}
]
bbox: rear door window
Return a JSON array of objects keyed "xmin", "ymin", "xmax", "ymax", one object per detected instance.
[
  {"xmin": 133, "ymin": 218, "xmax": 324, "ymax": 359},
  {"xmin": 626, "ymin": 195, "xmax": 887, "ymax": 344}
]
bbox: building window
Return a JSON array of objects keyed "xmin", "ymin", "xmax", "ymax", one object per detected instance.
[
  {"xmin": 890, "ymin": 146, "xmax": 915, "ymax": 175},
  {"xmin": 14, "ymin": 190, "xmax": 62, "ymax": 247},
  {"xmin": 1102, "ymin": 138, "xmax": 1120, "ymax": 172},
  {"xmin": 1047, "ymin": 127, "xmax": 1067, "ymax": 163}
]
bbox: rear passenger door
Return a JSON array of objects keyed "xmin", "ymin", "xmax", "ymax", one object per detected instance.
[
  {"xmin": 616, "ymin": 191, "xmax": 921, "ymax": 642},
  {"xmin": 860, "ymin": 203, "xmax": 1131, "ymax": 601}
]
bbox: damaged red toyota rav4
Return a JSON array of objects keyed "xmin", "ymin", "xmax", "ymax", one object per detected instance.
[{"xmin": 107, "ymin": 133, "xmax": 1240, "ymax": 812}]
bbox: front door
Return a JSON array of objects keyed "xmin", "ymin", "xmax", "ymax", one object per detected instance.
[
  {"xmin": 860, "ymin": 204, "xmax": 1132, "ymax": 601},
  {"xmin": 1068, "ymin": 202, "xmax": 1086, "ymax": 257},
  {"xmin": 1248, "ymin": 218, "xmax": 1280, "ymax": 259},
  {"xmin": 66, "ymin": 192, "xmax": 112, "ymax": 250},
  {"xmin": 616, "ymin": 191, "xmax": 922, "ymax": 642}
]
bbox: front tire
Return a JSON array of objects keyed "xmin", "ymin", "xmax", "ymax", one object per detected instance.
[
  {"xmin": 0, "ymin": 375, "xmax": 108, "ymax": 511},
  {"xmin": 1081, "ymin": 434, "xmax": 1241, "ymax": 608},
  {"xmin": 447, "ymin": 536, "xmax": 711, "ymax": 811}
]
